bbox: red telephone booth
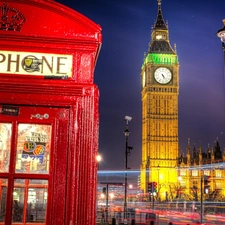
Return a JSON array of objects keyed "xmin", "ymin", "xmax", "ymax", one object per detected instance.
[{"xmin": 0, "ymin": 1, "xmax": 102, "ymax": 225}]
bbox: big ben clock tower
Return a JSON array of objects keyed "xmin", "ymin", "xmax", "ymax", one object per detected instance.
[{"xmin": 140, "ymin": 0, "xmax": 179, "ymax": 198}]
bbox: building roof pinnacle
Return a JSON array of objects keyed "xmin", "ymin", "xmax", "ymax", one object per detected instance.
[
  {"xmin": 148, "ymin": 1, "xmax": 176, "ymax": 54},
  {"xmin": 154, "ymin": 0, "xmax": 167, "ymax": 30}
]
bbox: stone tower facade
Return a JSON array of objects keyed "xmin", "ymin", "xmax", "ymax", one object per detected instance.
[{"xmin": 140, "ymin": 0, "xmax": 179, "ymax": 198}]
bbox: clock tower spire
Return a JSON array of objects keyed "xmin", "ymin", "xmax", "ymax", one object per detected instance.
[
  {"xmin": 140, "ymin": 0, "xmax": 179, "ymax": 198},
  {"xmin": 155, "ymin": 0, "xmax": 167, "ymax": 30},
  {"xmin": 150, "ymin": 0, "xmax": 175, "ymax": 53}
]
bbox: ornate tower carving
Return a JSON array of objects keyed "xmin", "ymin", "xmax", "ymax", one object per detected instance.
[{"xmin": 140, "ymin": 0, "xmax": 179, "ymax": 196}]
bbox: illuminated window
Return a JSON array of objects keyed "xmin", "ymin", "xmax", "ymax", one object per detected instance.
[
  {"xmin": 180, "ymin": 169, "xmax": 186, "ymax": 176},
  {"xmin": 204, "ymin": 170, "xmax": 210, "ymax": 176},
  {"xmin": 192, "ymin": 170, "xmax": 198, "ymax": 176},
  {"xmin": 215, "ymin": 170, "xmax": 222, "ymax": 177},
  {"xmin": 156, "ymin": 34, "xmax": 163, "ymax": 40}
]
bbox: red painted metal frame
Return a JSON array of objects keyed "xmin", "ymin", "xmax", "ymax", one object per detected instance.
[
  {"xmin": 0, "ymin": 106, "xmax": 70, "ymax": 225},
  {"xmin": 0, "ymin": 0, "xmax": 102, "ymax": 224}
]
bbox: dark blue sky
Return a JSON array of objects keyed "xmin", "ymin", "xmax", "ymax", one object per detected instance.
[{"xmin": 57, "ymin": 0, "xmax": 225, "ymax": 170}]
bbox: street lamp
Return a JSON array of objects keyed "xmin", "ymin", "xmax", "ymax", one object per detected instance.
[
  {"xmin": 128, "ymin": 184, "xmax": 133, "ymax": 203},
  {"xmin": 216, "ymin": 19, "xmax": 225, "ymax": 138},
  {"xmin": 109, "ymin": 193, "xmax": 114, "ymax": 204},
  {"xmin": 96, "ymin": 154, "xmax": 102, "ymax": 170},
  {"xmin": 216, "ymin": 19, "xmax": 225, "ymax": 44},
  {"xmin": 216, "ymin": 19, "xmax": 225, "ymax": 89},
  {"xmin": 217, "ymin": 19, "xmax": 225, "ymax": 78},
  {"xmin": 123, "ymin": 115, "xmax": 132, "ymax": 220}
]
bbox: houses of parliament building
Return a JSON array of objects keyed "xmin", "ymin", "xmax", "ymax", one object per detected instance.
[
  {"xmin": 177, "ymin": 138, "xmax": 225, "ymax": 199},
  {"xmin": 140, "ymin": 0, "xmax": 225, "ymax": 200}
]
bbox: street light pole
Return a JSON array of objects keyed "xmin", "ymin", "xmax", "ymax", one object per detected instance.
[
  {"xmin": 123, "ymin": 116, "xmax": 132, "ymax": 220},
  {"xmin": 200, "ymin": 171, "xmax": 203, "ymax": 224}
]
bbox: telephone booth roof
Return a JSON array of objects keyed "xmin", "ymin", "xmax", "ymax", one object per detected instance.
[{"xmin": 0, "ymin": 0, "xmax": 102, "ymax": 41}]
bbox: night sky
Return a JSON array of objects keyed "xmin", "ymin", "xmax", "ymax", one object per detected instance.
[{"xmin": 57, "ymin": 0, "xmax": 225, "ymax": 170}]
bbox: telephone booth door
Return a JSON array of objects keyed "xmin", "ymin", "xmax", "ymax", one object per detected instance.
[{"xmin": 0, "ymin": 105, "xmax": 69, "ymax": 225}]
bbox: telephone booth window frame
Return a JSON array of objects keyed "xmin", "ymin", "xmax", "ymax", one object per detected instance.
[{"xmin": 0, "ymin": 106, "xmax": 69, "ymax": 225}]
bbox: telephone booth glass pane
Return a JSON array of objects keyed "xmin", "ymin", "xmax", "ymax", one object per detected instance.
[
  {"xmin": 0, "ymin": 179, "xmax": 7, "ymax": 223},
  {"xmin": 0, "ymin": 123, "xmax": 12, "ymax": 173},
  {"xmin": 12, "ymin": 179, "xmax": 48, "ymax": 224},
  {"xmin": 15, "ymin": 124, "xmax": 51, "ymax": 174}
]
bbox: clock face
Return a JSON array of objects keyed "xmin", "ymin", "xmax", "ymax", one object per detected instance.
[{"xmin": 154, "ymin": 67, "xmax": 172, "ymax": 84}]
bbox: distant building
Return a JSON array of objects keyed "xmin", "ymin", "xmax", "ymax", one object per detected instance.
[{"xmin": 178, "ymin": 138, "xmax": 225, "ymax": 197}]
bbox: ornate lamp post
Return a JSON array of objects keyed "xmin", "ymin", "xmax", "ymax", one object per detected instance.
[
  {"xmin": 216, "ymin": 19, "xmax": 225, "ymax": 44},
  {"xmin": 123, "ymin": 116, "xmax": 132, "ymax": 220},
  {"xmin": 216, "ymin": 19, "xmax": 225, "ymax": 138},
  {"xmin": 216, "ymin": 19, "xmax": 225, "ymax": 90}
]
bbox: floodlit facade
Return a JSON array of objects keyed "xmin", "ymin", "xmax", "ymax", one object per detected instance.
[
  {"xmin": 140, "ymin": 0, "xmax": 179, "ymax": 199},
  {"xmin": 140, "ymin": 0, "xmax": 225, "ymax": 201},
  {"xmin": 178, "ymin": 138, "xmax": 225, "ymax": 199}
]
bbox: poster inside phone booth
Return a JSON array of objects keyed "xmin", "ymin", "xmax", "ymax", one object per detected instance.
[{"xmin": 0, "ymin": 1, "xmax": 102, "ymax": 224}]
